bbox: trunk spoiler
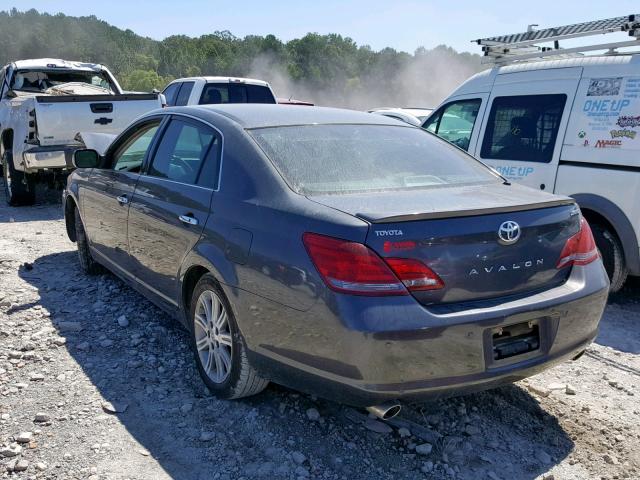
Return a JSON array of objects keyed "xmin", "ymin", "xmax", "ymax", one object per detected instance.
[{"xmin": 363, "ymin": 198, "xmax": 577, "ymax": 223}]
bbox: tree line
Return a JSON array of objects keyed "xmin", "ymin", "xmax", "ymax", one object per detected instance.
[{"xmin": 0, "ymin": 8, "xmax": 485, "ymax": 108}]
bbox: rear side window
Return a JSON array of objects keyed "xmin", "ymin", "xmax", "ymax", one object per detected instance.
[
  {"xmin": 199, "ymin": 83, "xmax": 275, "ymax": 104},
  {"xmin": 481, "ymin": 94, "xmax": 567, "ymax": 163},
  {"xmin": 162, "ymin": 83, "xmax": 180, "ymax": 106},
  {"xmin": 423, "ymin": 99, "xmax": 481, "ymax": 151},
  {"xmin": 175, "ymin": 81, "xmax": 195, "ymax": 106},
  {"xmin": 147, "ymin": 118, "xmax": 217, "ymax": 185}
]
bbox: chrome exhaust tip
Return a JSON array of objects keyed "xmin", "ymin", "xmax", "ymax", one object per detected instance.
[{"xmin": 366, "ymin": 402, "xmax": 401, "ymax": 420}]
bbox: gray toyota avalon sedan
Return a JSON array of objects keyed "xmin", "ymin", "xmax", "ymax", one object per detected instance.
[{"xmin": 63, "ymin": 105, "xmax": 609, "ymax": 414}]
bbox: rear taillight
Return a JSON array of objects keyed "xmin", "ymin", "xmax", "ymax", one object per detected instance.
[
  {"xmin": 303, "ymin": 233, "xmax": 443, "ymax": 296},
  {"xmin": 385, "ymin": 258, "xmax": 444, "ymax": 291},
  {"xmin": 556, "ymin": 217, "xmax": 599, "ymax": 269}
]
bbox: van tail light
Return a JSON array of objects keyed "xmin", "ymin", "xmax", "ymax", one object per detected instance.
[
  {"xmin": 556, "ymin": 218, "xmax": 599, "ymax": 269},
  {"xmin": 303, "ymin": 233, "xmax": 444, "ymax": 296}
]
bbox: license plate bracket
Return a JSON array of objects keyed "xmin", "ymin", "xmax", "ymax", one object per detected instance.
[{"xmin": 492, "ymin": 321, "xmax": 540, "ymax": 360}]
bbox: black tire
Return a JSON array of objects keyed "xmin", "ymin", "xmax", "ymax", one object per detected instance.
[
  {"xmin": 591, "ymin": 223, "xmax": 627, "ymax": 293},
  {"xmin": 189, "ymin": 274, "xmax": 268, "ymax": 399},
  {"xmin": 74, "ymin": 208, "xmax": 102, "ymax": 275},
  {"xmin": 2, "ymin": 150, "xmax": 35, "ymax": 206}
]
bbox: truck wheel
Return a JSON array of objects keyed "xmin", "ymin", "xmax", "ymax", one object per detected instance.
[
  {"xmin": 74, "ymin": 208, "xmax": 102, "ymax": 275},
  {"xmin": 190, "ymin": 274, "xmax": 269, "ymax": 399},
  {"xmin": 591, "ymin": 223, "xmax": 627, "ymax": 293},
  {"xmin": 2, "ymin": 151, "xmax": 35, "ymax": 206}
]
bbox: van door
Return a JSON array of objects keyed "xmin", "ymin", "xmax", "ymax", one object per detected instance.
[
  {"xmin": 423, "ymin": 94, "xmax": 488, "ymax": 153},
  {"xmin": 475, "ymin": 68, "xmax": 582, "ymax": 192}
]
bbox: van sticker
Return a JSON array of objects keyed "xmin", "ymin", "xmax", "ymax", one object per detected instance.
[
  {"xmin": 610, "ymin": 129, "xmax": 637, "ymax": 140},
  {"xmin": 595, "ymin": 139, "xmax": 622, "ymax": 148},
  {"xmin": 566, "ymin": 77, "xmax": 640, "ymax": 152},
  {"xmin": 617, "ymin": 116, "xmax": 640, "ymax": 128},
  {"xmin": 587, "ymin": 77, "xmax": 623, "ymax": 96},
  {"xmin": 583, "ymin": 99, "xmax": 630, "ymax": 115},
  {"xmin": 489, "ymin": 165, "xmax": 534, "ymax": 179}
]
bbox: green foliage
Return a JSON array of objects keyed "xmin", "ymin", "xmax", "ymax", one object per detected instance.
[
  {"xmin": 0, "ymin": 8, "xmax": 484, "ymax": 107},
  {"xmin": 118, "ymin": 69, "xmax": 172, "ymax": 92}
]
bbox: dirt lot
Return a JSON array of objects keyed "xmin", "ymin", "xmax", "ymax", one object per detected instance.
[{"xmin": 0, "ymin": 187, "xmax": 639, "ymax": 480}]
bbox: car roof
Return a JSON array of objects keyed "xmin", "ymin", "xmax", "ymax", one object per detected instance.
[
  {"xmin": 171, "ymin": 104, "xmax": 408, "ymax": 129},
  {"xmin": 169, "ymin": 76, "xmax": 270, "ymax": 87},
  {"xmin": 451, "ymin": 54, "xmax": 640, "ymax": 96},
  {"xmin": 11, "ymin": 58, "xmax": 104, "ymax": 71}
]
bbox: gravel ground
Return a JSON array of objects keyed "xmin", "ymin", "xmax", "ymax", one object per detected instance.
[{"xmin": 0, "ymin": 186, "xmax": 639, "ymax": 480}]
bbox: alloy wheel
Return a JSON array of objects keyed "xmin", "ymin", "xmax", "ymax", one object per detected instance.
[{"xmin": 194, "ymin": 290, "xmax": 233, "ymax": 383}]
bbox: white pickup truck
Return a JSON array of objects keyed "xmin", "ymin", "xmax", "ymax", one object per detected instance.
[{"xmin": 0, "ymin": 58, "xmax": 163, "ymax": 205}]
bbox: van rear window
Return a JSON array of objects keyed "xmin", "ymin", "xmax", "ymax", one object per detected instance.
[{"xmin": 481, "ymin": 94, "xmax": 567, "ymax": 163}]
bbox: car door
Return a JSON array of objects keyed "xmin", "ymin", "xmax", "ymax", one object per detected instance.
[
  {"xmin": 474, "ymin": 68, "xmax": 582, "ymax": 192},
  {"xmin": 81, "ymin": 118, "xmax": 163, "ymax": 272},
  {"xmin": 127, "ymin": 115, "xmax": 220, "ymax": 304}
]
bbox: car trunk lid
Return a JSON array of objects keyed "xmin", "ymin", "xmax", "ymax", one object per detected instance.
[{"xmin": 309, "ymin": 183, "xmax": 580, "ymax": 305}]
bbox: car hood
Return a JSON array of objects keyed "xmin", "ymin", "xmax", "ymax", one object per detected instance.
[{"xmin": 306, "ymin": 182, "xmax": 575, "ymax": 223}]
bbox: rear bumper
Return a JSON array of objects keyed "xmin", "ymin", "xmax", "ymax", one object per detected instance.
[
  {"xmin": 22, "ymin": 145, "xmax": 77, "ymax": 172},
  {"xmin": 238, "ymin": 261, "xmax": 609, "ymax": 406}
]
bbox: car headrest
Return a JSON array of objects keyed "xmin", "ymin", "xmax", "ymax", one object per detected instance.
[
  {"xmin": 203, "ymin": 89, "xmax": 222, "ymax": 104},
  {"xmin": 510, "ymin": 116, "xmax": 537, "ymax": 139}
]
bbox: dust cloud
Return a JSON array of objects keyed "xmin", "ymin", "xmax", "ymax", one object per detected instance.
[{"xmin": 249, "ymin": 46, "xmax": 484, "ymax": 110}]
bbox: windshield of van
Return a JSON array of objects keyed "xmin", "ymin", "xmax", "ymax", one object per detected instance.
[
  {"xmin": 10, "ymin": 69, "xmax": 115, "ymax": 94},
  {"xmin": 250, "ymin": 124, "xmax": 499, "ymax": 195}
]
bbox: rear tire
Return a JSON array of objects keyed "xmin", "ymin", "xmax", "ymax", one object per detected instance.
[
  {"xmin": 190, "ymin": 274, "xmax": 268, "ymax": 399},
  {"xmin": 591, "ymin": 223, "xmax": 627, "ymax": 293},
  {"xmin": 2, "ymin": 151, "xmax": 35, "ymax": 206},
  {"xmin": 74, "ymin": 208, "xmax": 102, "ymax": 275}
]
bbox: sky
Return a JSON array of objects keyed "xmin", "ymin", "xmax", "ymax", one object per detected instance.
[{"xmin": 1, "ymin": 1, "xmax": 639, "ymax": 54}]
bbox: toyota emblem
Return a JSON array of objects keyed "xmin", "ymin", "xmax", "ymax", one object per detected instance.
[{"xmin": 498, "ymin": 221, "xmax": 521, "ymax": 245}]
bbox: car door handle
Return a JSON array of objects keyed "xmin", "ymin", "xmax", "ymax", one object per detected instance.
[
  {"xmin": 116, "ymin": 195, "xmax": 129, "ymax": 205},
  {"xmin": 178, "ymin": 214, "xmax": 199, "ymax": 226}
]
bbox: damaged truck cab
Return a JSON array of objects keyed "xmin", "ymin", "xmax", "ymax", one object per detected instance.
[{"xmin": 0, "ymin": 58, "xmax": 163, "ymax": 205}]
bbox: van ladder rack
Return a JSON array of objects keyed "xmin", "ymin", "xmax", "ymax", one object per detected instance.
[{"xmin": 476, "ymin": 15, "xmax": 640, "ymax": 64}]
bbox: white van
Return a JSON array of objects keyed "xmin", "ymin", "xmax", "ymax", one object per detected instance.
[{"xmin": 424, "ymin": 16, "xmax": 640, "ymax": 291}]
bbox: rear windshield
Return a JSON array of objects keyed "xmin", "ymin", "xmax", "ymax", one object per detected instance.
[
  {"xmin": 250, "ymin": 124, "xmax": 499, "ymax": 195},
  {"xmin": 199, "ymin": 83, "xmax": 276, "ymax": 104}
]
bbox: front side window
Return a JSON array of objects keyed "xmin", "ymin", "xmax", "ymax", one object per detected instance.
[
  {"xmin": 423, "ymin": 99, "xmax": 481, "ymax": 151},
  {"xmin": 147, "ymin": 119, "xmax": 217, "ymax": 185},
  {"xmin": 251, "ymin": 124, "xmax": 498, "ymax": 195},
  {"xmin": 162, "ymin": 83, "xmax": 180, "ymax": 106},
  {"xmin": 199, "ymin": 83, "xmax": 275, "ymax": 104},
  {"xmin": 112, "ymin": 123, "xmax": 161, "ymax": 172},
  {"xmin": 175, "ymin": 81, "xmax": 195, "ymax": 106},
  {"xmin": 480, "ymin": 94, "xmax": 567, "ymax": 163}
]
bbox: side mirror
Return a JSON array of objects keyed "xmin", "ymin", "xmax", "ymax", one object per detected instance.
[{"xmin": 73, "ymin": 149, "xmax": 100, "ymax": 169}]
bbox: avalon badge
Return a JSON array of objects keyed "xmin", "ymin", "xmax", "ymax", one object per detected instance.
[{"xmin": 498, "ymin": 221, "xmax": 521, "ymax": 245}]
